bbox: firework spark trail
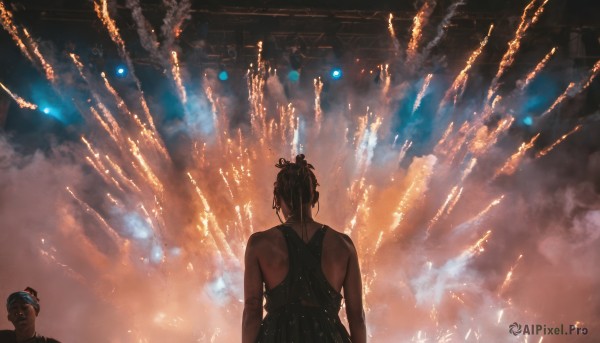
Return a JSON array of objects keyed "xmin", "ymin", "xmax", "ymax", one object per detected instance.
[
  {"xmin": 518, "ymin": 47, "xmax": 556, "ymax": 90},
  {"xmin": 74, "ymin": 53, "xmax": 170, "ymax": 177},
  {"xmin": 0, "ymin": 82, "xmax": 38, "ymax": 109},
  {"xmin": 397, "ymin": 139, "xmax": 413, "ymax": 165},
  {"xmin": 460, "ymin": 157, "xmax": 477, "ymax": 182},
  {"xmin": 380, "ymin": 64, "xmax": 392, "ymax": 99},
  {"xmin": 389, "ymin": 155, "xmax": 437, "ymax": 233},
  {"xmin": 387, "ymin": 13, "xmax": 396, "ymax": 41},
  {"xmin": 85, "ymin": 155, "xmax": 126, "ymax": 192},
  {"xmin": 452, "ymin": 195, "xmax": 504, "ymax": 234},
  {"xmin": 100, "ymin": 72, "xmax": 170, "ymax": 160},
  {"xmin": 80, "ymin": 136, "xmax": 126, "ymax": 191},
  {"xmin": 219, "ymin": 168, "xmax": 235, "ymax": 199},
  {"xmin": 468, "ymin": 116, "xmax": 515, "ymax": 157},
  {"xmin": 22, "ymin": 28, "xmax": 55, "ymax": 83},
  {"xmin": 535, "ymin": 125, "xmax": 582, "ymax": 158},
  {"xmin": 439, "ymin": 24, "xmax": 494, "ymax": 110},
  {"xmin": 204, "ymin": 86, "xmax": 223, "ymax": 146},
  {"xmin": 88, "ymin": 106, "xmax": 121, "ymax": 145},
  {"xmin": 105, "ymin": 154, "xmax": 143, "ymax": 193},
  {"xmin": 541, "ymin": 82, "xmax": 575, "ymax": 117},
  {"xmin": 125, "ymin": 0, "xmax": 161, "ymax": 59},
  {"xmin": 439, "ymin": 122, "xmax": 470, "ymax": 164},
  {"xmin": 248, "ymin": 43, "xmax": 268, "ymax": 137},
  {"xmin": 345, "ymin": 181, "xmax": 372, "ymax": 238},
  {"xmin": 1, "ymin": 4, "xmax": 57, "ymax": 83},
  {"xmin": 66, "ymin": 187, "xmax": 125, "ymax": 247},
  {"xmin": 160, "ymin": 0, "xmax": 191, "ymax": 53},
  {"xmin": 412, "ymin": 229, "xmax": 493, "ymax": 328},
  {"xmin": 426, "ymin": 185, "xmax": 461, "ymax": 233},
  {"xmin": 102, "ymin": 72, "xmax": 148, "ymax": 137},
  {"xmin": 97, "ymin": 102, "xmax": 125, "ymax": 143},
  {"xmin": 387, "ymin": 13, "xmax": 401, "ymax": 53},
  {"xmin": 39, "ymin": 247, "xmax": 88, "ymax": 284},
  {"xmin": 171, "ymin": 50, "xmax": 188, "ymax": 104},
  {"xmin": 354, "ymin": 113, "xmax": 383, "ymax": 175},
  {"xmin": 314, "ymin": 77, "xmax": 323, "ymax": 131},
  {"xmin": 128, "ymin": 137, "xmax": 164, "ymax": 195},
  {"xmin": 434, "ymin": 122, "xmax": 454, "ymax": 154},
  {"xmin": 498, "ymin": 254, "xmax": 523, "ymax": 295},
  {"xmin": 277, "ymin": 103, "xmax": 295, "ymax": 148},
  {"xmin": 487, "ymin": 0, "xmax": 549, "ymax": 103},
  {"xmin": 406, "ymin": 0, "xmax": 436, "ymax": 62},
  {"xmin": 467, "ymin": 229, "xmax": 492, "ymax": 254},
  {"xmin": 187, "ymin": 173, "xmax": 239, "ymax": 263},
  {"xmin": 93, "ymin": 0, "xmax": 127, "ymax": 61},
  {"xmin": 541, "ymin": 59, "xmax": 600, "ymax": 117},
  {"xmin": 422, "ymin": 0, "xmax": 466, "ymax": 59},
  {"xmin": 93, "ymin": 0, "xmax": 158, "ymax": 131},
  {"xmin": 0, "ymin": 2, "xmax": 34, "ymax": 61},
  {"xmin": 444, "ymin": 186, "xmax": 463, "ymax": 216},
  {"xmin": 412, "ymin": 74, "xmax": 434, "ymax": 115},
  {"xmin": 291, "ymin": 117, "xmax": 301, "ymax": 158},
  {"xmin": 69, "ymin": 53, "xmax": 124, "ymax": 144},
  {"xmin": 243, "ymin": 202, "xmax": 254, "ymax": 237},
  {"xmin": 494, "ymin": 133, "xmax": 540, "ymax": 177}
]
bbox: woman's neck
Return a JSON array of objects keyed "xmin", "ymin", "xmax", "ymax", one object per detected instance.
[{"xmin": 284, "ymin": 216, "xmax": 314, "ymax": 224}]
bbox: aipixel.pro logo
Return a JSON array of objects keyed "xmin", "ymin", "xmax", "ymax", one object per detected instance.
[
  {"xmin": 509, "ymin": 321, "xmax": 589, "ymax": 336},
  {"xmin": 509, "ymin": 322, "xmax": 522, "ymax": 335}
]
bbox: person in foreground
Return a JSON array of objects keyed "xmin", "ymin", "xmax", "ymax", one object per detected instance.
[
  {"xmin": 0, "ymin": 287, "xmax": 60, "ymax": 343},
  {"xmin": 243, "ymin": 154, "xmax": 367, "ymax": 343}
]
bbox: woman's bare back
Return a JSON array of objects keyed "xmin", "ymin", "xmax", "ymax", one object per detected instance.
[{"xmin": 252, "ymin": 222, "xmax": 352, "ymax": 293}]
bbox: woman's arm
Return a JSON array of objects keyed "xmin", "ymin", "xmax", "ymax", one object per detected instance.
[
  {"xmin": 242, "ymin": 233, "xmax": 264, "ymax": 343},
  {"xmin": 342, "ymin": 236, "xmax": 367, "ymax": 343}
]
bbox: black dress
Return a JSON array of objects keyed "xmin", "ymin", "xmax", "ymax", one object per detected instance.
[{"xmin": 255, "ymin": 225, "xmax": 352, "ymax": 343}]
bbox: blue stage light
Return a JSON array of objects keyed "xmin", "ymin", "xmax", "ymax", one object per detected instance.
[
  {"xmin": 288, "ymin": 70, "xmax": 300, "ymax": 82},
  {"xmin": 115, "ymin": 65, "xmax": 127, "ymax": 77},
  {"xmin": 523, "ymin": 116, "xmax": 533, "ymax": 126},
  {"xmin": 331, "ymin": 68, "xmax": 342, "ymax": 80},
  {"xmin": 218, "ymin": 70, "xmax": 229, "ymax": 81},
  {"xmin": 42, "ymin": 107, "xmax": 51, "ymax": 114}
]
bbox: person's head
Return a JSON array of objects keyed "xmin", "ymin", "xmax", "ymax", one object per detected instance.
[
  {"xmin": 273, "ymin": 154, "xmax": 319, "ymax": 219},
  {"xmin": 6, "ymin": 287, "xmax": 40, "ymax": 332}
]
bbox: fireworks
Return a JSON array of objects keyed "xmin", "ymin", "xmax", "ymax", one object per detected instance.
[
  {"xmin": 0, "ymin": 1, "xmax": 597, "ymax": 342},
  {"xmin": 541, "ymin": 59, "xmax": 600, "ymax": 117},
  {"xmin": 536, "ymin": 125, "xmax": 582, "ymax": 158},
  {"xmin": 487, "ymin": 0, "xmax": 549, "ymax": 103},
  {"xmin": 518, "ymin": 47, "xmax": 557, "ymax": 90},
  {"xmin": 0, "ymin": 82, "xmax": 37, "ymax": 109},
  {"xmin": 407, "ymin": 0, "xmax": 436, "ymax": 61},
  {"xmin": 314, "ymin": 77, "xmax": 323, "ymax": 130},
  {"xmin": 170, "ymin": 50, "xmax": 187, "ymax": 104},
  {"xmin": 0, "ymin": 1, "xmax": 34, "ymax": 62},
  {"xmin": 494, "ymin": 133, "xmax": 540, "ymax": 177},
  {"xmin": 412, "ymin": 74, "xmax": 434, "ymax": 115},
  {"xmin": 440, "ymin": 24, "xmax": 494, "ymax": 109}
]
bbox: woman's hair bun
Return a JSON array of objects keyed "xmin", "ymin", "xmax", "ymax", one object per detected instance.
[{"xmin": 295, "ymin": 154, "xmax": 307, "ymax": 166}]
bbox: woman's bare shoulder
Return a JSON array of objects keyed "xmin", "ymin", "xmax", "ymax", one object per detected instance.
[
  {"xmin": 247, "ymin": 226, "xmax": 283, "ymax": 245},
  {"xmin": 324, "ymin": 226, "xmax": 357, "ymax": 252}
]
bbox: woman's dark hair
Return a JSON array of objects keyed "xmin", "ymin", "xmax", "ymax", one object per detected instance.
[{"xmin": 273, "ymin": 154, "xmax": 319, "ymax": 214}]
